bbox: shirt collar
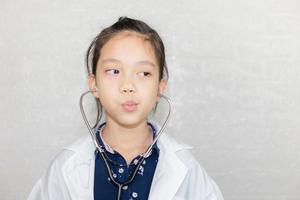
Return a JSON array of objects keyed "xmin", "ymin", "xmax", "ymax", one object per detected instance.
[{"xmin": 94, "ymin": 121, "xmax": 159, "ymax": 155}]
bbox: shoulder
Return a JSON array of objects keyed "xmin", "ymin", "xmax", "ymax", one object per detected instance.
[
  {"xmin": 158, "ymin": 133, "xmax": 201, "ymax": 173},
  {"xmin": 44, "ymin": 135, "xmax": 94, "ymax": 175},
  {"xmin": 159, "ymin": 134, "xmax": 224, "ymax": 199},
  {"xmin": 43, "ymin": 136, "xmax": 94, "ymax": 187},
  {"xmin": 28, "ymin": 136, "xmax": 94, "ymax": 200},
  {"xmin": 158, "ymin": 133, "xmax": 196, "ymax": 162},
  {"xmin": 45, "ymin": 135, "xmax": 92, "ymax": 173},
  {"xmin": 157, "ymin": 132, "xmax": 193, "ymax": 152},
  {"xmin": 63, "ymin": 135, "xmax": 95, "ymax": 160}
]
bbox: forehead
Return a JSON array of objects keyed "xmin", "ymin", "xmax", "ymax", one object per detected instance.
[
  {"xmin": 114, "ymin": 30, "xmax": 149, "ymax": 40},
  {"xmin": 99, "ymin": 31, "xmax": 157, "ymax": 65}
]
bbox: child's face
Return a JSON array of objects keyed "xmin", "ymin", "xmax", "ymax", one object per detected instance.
[{"xmin": 89, "ymin": 31, "xmax": 167, "ymax": 127}]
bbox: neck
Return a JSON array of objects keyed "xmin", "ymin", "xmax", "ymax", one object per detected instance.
[{"xmin": 101, "ymin": 117, "xmax": 153, "ymax": 151}]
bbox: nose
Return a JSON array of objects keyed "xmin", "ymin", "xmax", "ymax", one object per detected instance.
[
  {"xmin": 121, "ymin": 88, "xmax": 135, "ymax": 93},
  {"xmin": 120, "ymin": 77, "xmax": 136, "ymax": 94}
]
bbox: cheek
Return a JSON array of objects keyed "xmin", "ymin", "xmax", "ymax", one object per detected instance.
[
  {"xmin": 96, "ymin": 81, "xmax": 118, "ymax": 103},
  {"xmin": 98, "ymin": 85, "xmax": 117, "ymax": 97},
  {"xmin": 139, "ymin": 83, "xmax": 159, "ymax": 103}
]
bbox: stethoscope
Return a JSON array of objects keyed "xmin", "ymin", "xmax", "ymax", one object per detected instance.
[{"xmin": 79, "ymin": 90, "xmax": 172, "ymax": 200}]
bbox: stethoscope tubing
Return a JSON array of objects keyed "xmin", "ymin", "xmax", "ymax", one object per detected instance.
[{"xmin": 79, "ymin": 90, "xmax": 172, "ymax": 200}]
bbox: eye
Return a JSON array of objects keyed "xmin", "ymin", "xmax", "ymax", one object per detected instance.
[
  {"xmin": 105, "ymin": 69, "xmax": 120, "ymax": 75},
  {"xmin": 138, "ymin": 72, "xmax": 152, "ymax": 77}
]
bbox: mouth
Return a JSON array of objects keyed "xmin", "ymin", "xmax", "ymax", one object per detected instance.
[{"xmin": 121, "ymin": 100, "xmax": 138, "ymax": 112}]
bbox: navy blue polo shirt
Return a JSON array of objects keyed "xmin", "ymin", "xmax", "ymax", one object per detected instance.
[{"xmin": 94, "ymin": 122, "xmax": 159, "ymax": 200}]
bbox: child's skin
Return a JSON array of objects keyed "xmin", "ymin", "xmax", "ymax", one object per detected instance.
[{"xmin": 88, "ymin": 31, "xmax": 167, "ymax": 164}]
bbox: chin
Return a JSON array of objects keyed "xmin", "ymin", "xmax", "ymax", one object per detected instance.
[{"xmin": 116, "ymin": 116, "xmax": 147, "ymax": 128}]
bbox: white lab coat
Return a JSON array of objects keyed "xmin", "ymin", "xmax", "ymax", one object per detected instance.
[{"xmin": 28, "ymin": 122, "xmax": 224, "ymax": 200}]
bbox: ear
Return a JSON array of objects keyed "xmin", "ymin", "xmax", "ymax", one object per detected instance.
[
  {"xmin": 88, "ymin": 74, "xmax": 100, "ymax": 98},
  {"xmin": 156, "ymin": 79, "xmax": 167, "ymax": 101}
]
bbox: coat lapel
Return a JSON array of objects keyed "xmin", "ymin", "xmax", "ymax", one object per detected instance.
[
  {"xmin": 63, "ymin": 136, "xmax": 96, "ymax": 200},
  {"xmin": 148, "ymin": 133, "xmax": 192, "ymax": 200},
  {"xmin": 63, "ymin": 122, "xmax": 193, "ymax": 200},
  {"xmin": 148, "ymin": 150, "xmax": 188, "ymax": 200}
]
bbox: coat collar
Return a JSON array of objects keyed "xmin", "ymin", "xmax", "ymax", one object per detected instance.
[
  {"xmin": 63, "ymin": 120, "xmax": 193, "ymax": 200},
  {"xmin": 64, "ymin": 120, "xmax": 192, "ymax": 160}
]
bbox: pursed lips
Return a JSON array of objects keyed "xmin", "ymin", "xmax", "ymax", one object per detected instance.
[{"xmin": 121, "ymin": 100, "xmax": 138, "ymax": 112}]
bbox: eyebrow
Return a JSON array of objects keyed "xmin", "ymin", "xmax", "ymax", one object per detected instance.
[{"xmin": 100, "ymin": 58, "xmax": 156, "ymax": 68}]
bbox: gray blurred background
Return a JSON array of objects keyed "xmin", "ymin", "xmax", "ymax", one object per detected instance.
[{"xmin": 0, "ymin": 0, "xmax": 299, "ymax": 199}]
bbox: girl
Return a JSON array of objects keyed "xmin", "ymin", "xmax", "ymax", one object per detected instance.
[{"xmin": 28, "ymin": 16, "xmax": 224, "ymax": 200}]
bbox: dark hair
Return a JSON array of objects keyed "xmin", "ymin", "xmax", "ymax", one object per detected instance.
[
  {"xmin": 85, "ymin": 16, "xmax": 168, "ymax": 127},
  {"xmin": 86, "ymin": 16, "xmax": 168, "ymax": 80}
]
